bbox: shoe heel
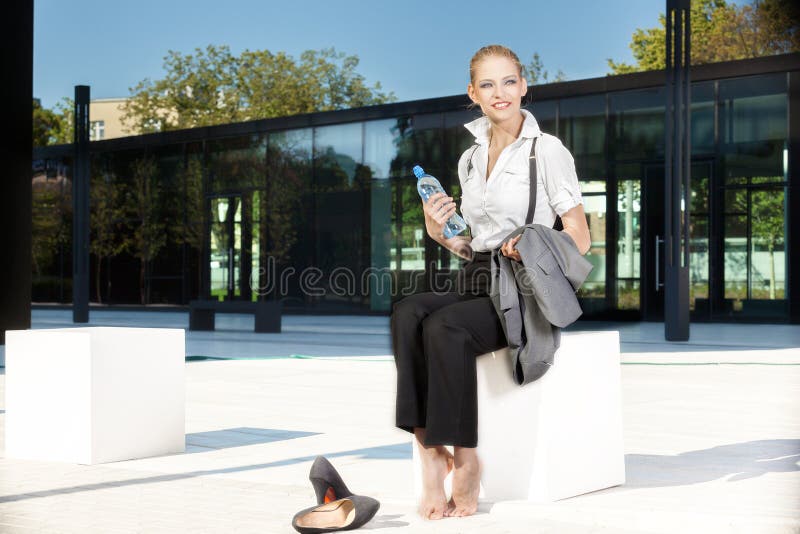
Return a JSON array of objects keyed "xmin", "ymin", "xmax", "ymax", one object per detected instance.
[
  {"xmin": 310, "ymin": 477, "xmax": 336, "ymax": 504},
  {"xmin": 308, "ymin": 456, "xmax": 352, "ymax": 505}
]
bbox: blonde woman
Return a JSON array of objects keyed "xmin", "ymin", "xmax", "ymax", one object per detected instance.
[{"xmin": 391, "ymin": 44, "xmax": 590, "ymax": 519}]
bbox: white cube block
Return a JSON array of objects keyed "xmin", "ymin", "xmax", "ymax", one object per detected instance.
[
  {"xmin": 476, "ymin": 331, "xmax": 625, "ymax": 501},
  {"xmin": 5, "ymin": 327, "xmax": 185, "ymax": 464},
  {"xmin": 412, "ymin": 330, "xmax": 624, "ymax": 503}
]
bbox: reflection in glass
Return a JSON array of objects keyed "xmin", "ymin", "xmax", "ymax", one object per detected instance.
[
  {"xmin": 207, "ymin": 135, "xmax": 266, "ymax": 193},
  {"xmin": 560, "ymin": 95, "xmax": 605, "ymax": 179},
  {"xmin": 721, "ymin": 74, "xmax": 787, "ymax": 185},
  {"xmin": 264, "ymin": 129, "xmax": 313, "ymax": 308},
  {"xmin": 689, "ymin": 163, "xmax": 711, "ymax": 310},
  {"xmin": 208, "ymin": 196, "xmax": 242, "ymax": 301},
  {"xmin": 723, "ymin": 183, "xmax": 787, "ymax": 304},
  {"xmin": 691, "ymin": 82, "xmax": 715, "ymax": 155},
  {"xmin": 616, "ymin": 179, "xmax": 640, "ymax": 309},
  {"xmin": 31, "ymin": 157, "xmax": 72, "ymax": 302},
  {"xmin": 751, "ymin": 189, "xmax": 786, "ymax": 299},
  {"xmin": 364, "ymin": 119, "xmax": 399, "ymax": 179},
  {"xmin": 610, "ymin": 88, "xmax": 665, "ymax": 161},
  {"xmin": 314, "ymin": 122, "xmax": 363, "ymax": 189},
  {"xmin": 313, "ymin": 123, "xmax": 369, "ymax": 310},
  {"xmin": 579, "ymin": 181, "xmax": 606, "ymax": 299}
]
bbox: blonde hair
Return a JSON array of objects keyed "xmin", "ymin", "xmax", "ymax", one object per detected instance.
[{"xmin": 469, "ymin": 44, "xmax": 524, "ymax": 84}]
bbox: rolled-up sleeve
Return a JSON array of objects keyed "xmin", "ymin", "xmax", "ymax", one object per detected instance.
[{"xmin": 539, "ymin": 136, "xmax": 583, "ymax": 216}]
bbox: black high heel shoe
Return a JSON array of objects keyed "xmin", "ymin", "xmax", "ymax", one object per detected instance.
[
  {"xmin": 309, "ymin": 456, "xmax": 353, "ymax": 505},
  {"xmin": 291, "ymin": 495, "xmax": 380, "ymax": 533}
]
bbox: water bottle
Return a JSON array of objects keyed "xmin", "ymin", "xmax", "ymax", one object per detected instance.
[{"xmin": 413, "ymin": 165, "xmax": 467, "ymax": 239}]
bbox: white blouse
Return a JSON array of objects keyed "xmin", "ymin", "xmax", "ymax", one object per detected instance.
[{"xmin": 457, "ymin": 109, "xmax": 584, "ymax": 252}]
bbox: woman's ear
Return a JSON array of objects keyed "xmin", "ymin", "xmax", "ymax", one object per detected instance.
[{"xmin": 467, "ymin": 83, "xmax": 476, "ymax": 103}]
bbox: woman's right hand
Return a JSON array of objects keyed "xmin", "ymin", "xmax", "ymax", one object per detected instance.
[{"xmin": 422, "ymin": 192, "xmax": 457, "ymax": 240}]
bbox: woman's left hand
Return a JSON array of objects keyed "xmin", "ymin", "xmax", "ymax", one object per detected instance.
[{"xmin": 500, "ymin": 235, "xmax": 522, "ymax": 262}]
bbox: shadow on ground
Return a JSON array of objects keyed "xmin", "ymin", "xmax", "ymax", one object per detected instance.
[
  {"xmin": 0, "ymin": 441, "xmax": 412, "ymax": 503},
  {"xmin": 623, "ymin": 438, "xmax": 800, "ymax": 488},
  {"xmin": 185, "ymin": 427, "xmax": 320, "ymax": 451}
]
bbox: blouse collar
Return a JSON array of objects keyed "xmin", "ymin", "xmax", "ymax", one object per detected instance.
[{"xmin": 464, "ymin": 108, "xmax": 542, "ymax": 146}]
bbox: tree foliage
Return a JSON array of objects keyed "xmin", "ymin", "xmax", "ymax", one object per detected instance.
[
  {"xmin": 33, "ymin": 98, "xmax": 74, "ymax": 146},
  {"xmin": 608, "ymin": 0, "xmax": 800, "ymax": 74},
  {"xmin": 128, "ymin": 156, "xmax": 166, "ymax": 304},
  {"xmin": 90, "ymin": 167, "xmax": 127, "ymax": 303},
  {"xmin": 523, "ymin": 53, "xmax": 566, "ymax": 85},
  {"xmin": 121, "ymin": 45, "xmax": 396, "ymax": 133}
]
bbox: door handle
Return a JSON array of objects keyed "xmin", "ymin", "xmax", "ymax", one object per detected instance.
[{"xmin": 655, "ymin": 235, "xmax": 664, "ymax": 292}]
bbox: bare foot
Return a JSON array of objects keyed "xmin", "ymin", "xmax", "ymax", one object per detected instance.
[
  {"xmin": 415, "ymin": 429, "xmax": 453, "ymax": 520},
  {"xmin": 444, "ymin": 447, "xmax": 481, "ymax": 518}
]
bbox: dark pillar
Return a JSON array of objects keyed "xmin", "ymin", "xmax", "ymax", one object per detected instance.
[
  {"xmin": 73, "ymin": 86, "xmax": 90, "ymax": 323},
  {"xmin": 664, "ymin": 0, "xmax": 691, "ymax": 340},
  {"xmin": 0, "ymin": 0, "xmax": 33, "ymax": 344},
  {"xmin": 789, "ymin": 72, "xmax": 800, "ymax": 324}
]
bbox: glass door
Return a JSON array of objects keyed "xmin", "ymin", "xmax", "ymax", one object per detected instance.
[
  {"xmin": 641, "ymin": 161, "xmax": 713, "ymax": 321},
  {"xmin": 208, "ymin": 195, "xmax": 243, "ymax": 301}
]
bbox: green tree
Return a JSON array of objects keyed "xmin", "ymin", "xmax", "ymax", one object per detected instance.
[
  {"xmin": 523, "ymin": 53, "xmax": 566, "ymax": 84},
  {"xmin": 127, "ymin": 156, "xmax": 166, "ymax": 304},
  {"xmin": 607, "ymin": 0, "xmax": 800, "ymax": 74},
  {"xmin": 31, "ymin": 179, "xmax": 68, "ymax": 276},
  {"xmin": 90, "ymin": 166, "xmax": 127, "ymax": 303},
  {"xmin": 32, "ymin": 97, "xmax": 74, "ymax": 146},
  {"xmin": 121, "ymin": 45, "xmax": 395, "ymax": 133},
  {"xmin": 750, "ymin": 189, "xmax": 785, "ymax": 299},
  {"xmin": 178, "ymin": 156, "xmax": 205, "ymax": 294}
]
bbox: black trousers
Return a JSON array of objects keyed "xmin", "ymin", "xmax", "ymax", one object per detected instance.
[{"xmin": 390, "ymin": 251, "xmax": 507, "ymax": 448}]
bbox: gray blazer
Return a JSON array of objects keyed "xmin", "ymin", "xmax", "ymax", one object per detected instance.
[{"xmin": 489, "ymin": 223, "xmax": 593, "ymax": 385}]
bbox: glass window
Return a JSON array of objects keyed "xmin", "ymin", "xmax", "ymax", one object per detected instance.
[
  {"xmin": 691, "ymin": 82, "xmax": 715, "ymax": 155},
  {"xmin": 610, "ymin": 88, "xmax": 664, "ymax": 161},
  {"xmin": 364, "ymin": 119, "xmax": 400, "ymax": 179},
  {"xmin": 262, "ymin": 129, "xmax": 313, "ymax": 309},
  {"xmin": 720, "ymin": 74, "xmax": 787, "ymax": 184},
  {"xmin": 689, "ymin": 162, "xmax": 711, "ymax": 311},
  {"xmin": 560, "ymin": 95, "xmax": 605, "ymax": 179},
  {"xmin": 616, "ymin": 168, "xmax": 641, "ymax": 310},
  {"xmin": 530, "ymin": 100, "xmax": 557, "ymax": 135},
  {"xmin": 207, "ymin": 134, "xmax": 266, "ymax": 193},
  {"xmin": 32, "ymin": 156, "xmax": 72, "ymax": 303},
  {"xmin": 393, "ymin": 114, "xmax": 444, "ymax": 178},
  {"xmin": 314, "ymin": 122, "xmax": 363, "ymax": 190},
  {"xmin": 578, "ymin": 181, "xmax": 607, "ymax": 300},
  {"xmin": 723, "ymin": 183, "xmax": 787, "ymax": 305},
  {"xmin": 90, "ymin": 120, "xmax": 105, "ymax": 141}
]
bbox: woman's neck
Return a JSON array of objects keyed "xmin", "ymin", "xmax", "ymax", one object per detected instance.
[{"xmin": 488, "ymin": 111, "xmax": 525, "ymax": 150}]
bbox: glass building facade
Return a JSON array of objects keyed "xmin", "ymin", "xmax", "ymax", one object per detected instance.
[{"xmin": 32, "ymin": 54, "xmax": 800, "ymax": 323}]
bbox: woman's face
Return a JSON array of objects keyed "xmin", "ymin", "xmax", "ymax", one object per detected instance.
[{"xmin": 468, "ymin": 55, "xmax": 527, "ymax": 123}]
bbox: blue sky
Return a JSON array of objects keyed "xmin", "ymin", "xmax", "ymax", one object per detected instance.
[{"xmin": 36, "ymin": 0, "xmax": 682, "ymax": 109}]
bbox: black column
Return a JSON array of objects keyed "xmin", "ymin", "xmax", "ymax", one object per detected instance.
[
  {"xmin": 664, "ymin": 0, "xmax": 691, "ymax": 340},
  {"xmin": 73, "ymin": 86, "xmax": 90, "ymax": 323},
  {"xmin": 0, "ymin": 0, "xmax": 33, "ymax": 344},
  {"xmin": 788, "ymin": 71, "xmax": 800, "ymax": 324}
]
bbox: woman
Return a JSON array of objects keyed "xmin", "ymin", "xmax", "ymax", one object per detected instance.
[{"xmin": 391, "ymin": 44, "xmax": 591, "ymax": 520}]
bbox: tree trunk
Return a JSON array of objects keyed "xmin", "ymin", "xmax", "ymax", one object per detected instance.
[
  {"xmin": 95, "ymin": 254, "xmax": 103, "ymax": 304},
  {"xmin": 769, "ymin": 244, "xmax": 775, "ymax": 300},
  {"xmin": 140, "ymin": 258, "xmax": 146, "ymax": 305}
]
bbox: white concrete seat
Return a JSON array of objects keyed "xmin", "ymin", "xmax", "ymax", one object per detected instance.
[
  {"xmin": 5, "ymin": 327, "xmax": 185, "ymax": 464},
  {"xmin": 413, "ymin": 330, "xmax": 625, "ymax": 502}
]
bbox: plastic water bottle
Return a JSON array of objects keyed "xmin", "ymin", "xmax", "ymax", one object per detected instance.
[{"xmin": 413, "ymin": 165, "xmax": 467, "ymax": 239}]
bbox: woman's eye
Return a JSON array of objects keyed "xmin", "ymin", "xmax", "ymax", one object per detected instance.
[
  {"xmin": 505, "ymin": 79, "xmax": 517, "ymax": 85},
  {"xmin": 480, "ymin": 83, "xmax": 492, "ymax": 89}
]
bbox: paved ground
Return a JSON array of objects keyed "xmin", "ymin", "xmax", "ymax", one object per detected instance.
[{"xmin": 0, "ymin": 310, "xmax": 798, "ymax": 533}]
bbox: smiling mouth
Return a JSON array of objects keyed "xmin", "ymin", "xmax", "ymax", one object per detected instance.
[{"xmin": 492, "ymin": 102, "xmax": 511, "ymax": 110}]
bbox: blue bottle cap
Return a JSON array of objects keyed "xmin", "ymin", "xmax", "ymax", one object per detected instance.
[{"xmin": 412, "ymin": 165, "xmax": 425, "ymax": 179}]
